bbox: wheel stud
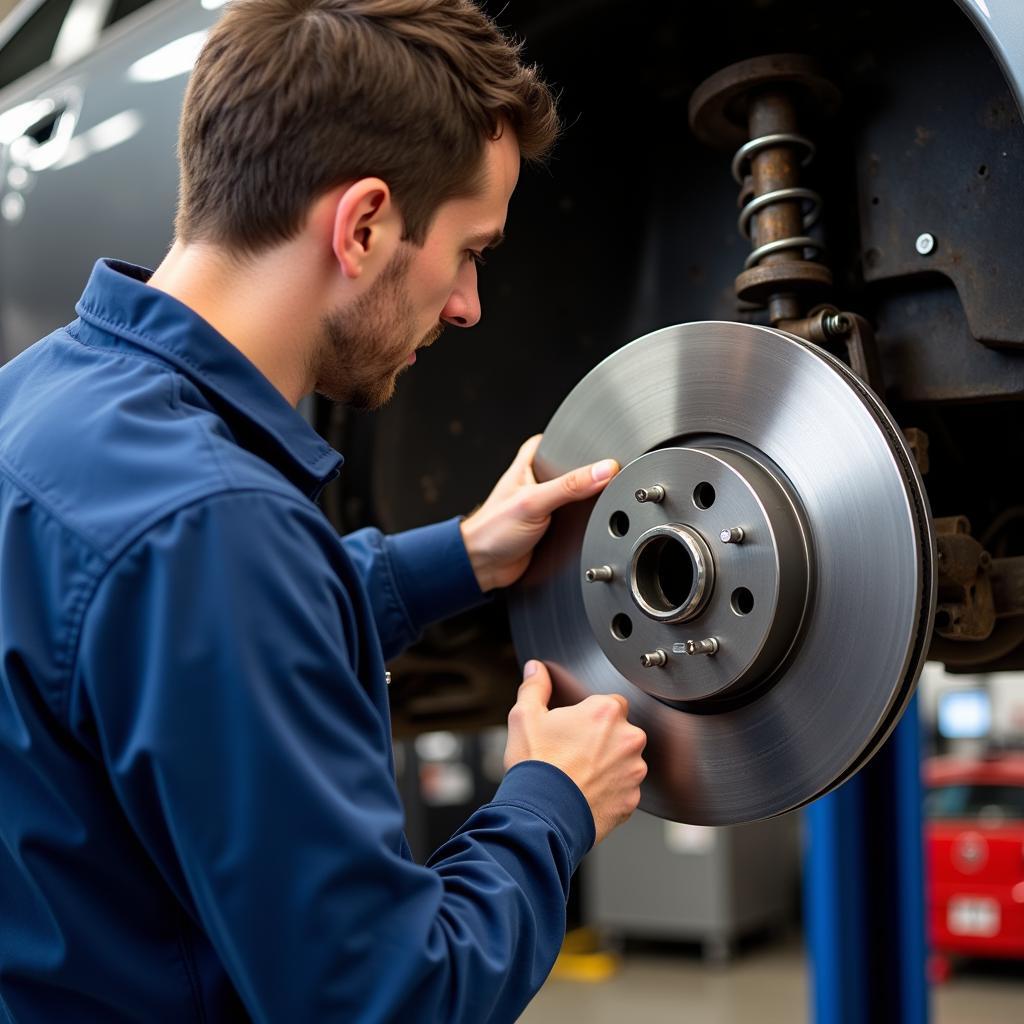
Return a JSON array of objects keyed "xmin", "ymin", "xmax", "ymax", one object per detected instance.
[
  {"xmin": 686, "ymin": 637, "xmax": 720, "ymax": 656},
  {"xmin": 640, "ymin": 649, "xmax": 668, "ymax": 668},
  {"xmin": 635, "ymin": 485, "xmax": 666, "ymax": 504}
]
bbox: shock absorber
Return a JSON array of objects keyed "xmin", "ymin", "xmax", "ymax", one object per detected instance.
[{"xmin": 689, "ymin": 54, "xmax": 841, "ymax": 324}]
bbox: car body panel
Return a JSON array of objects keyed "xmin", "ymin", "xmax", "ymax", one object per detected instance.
[
  {"xmin": 955, "ymin": 0, "xmax": 1024, "ymax": 117},
  {"xmin": 0, "ymin": 0, "xmax": 219, "ymax": 361}
]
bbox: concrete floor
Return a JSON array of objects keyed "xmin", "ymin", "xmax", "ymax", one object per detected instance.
[{"xmin": 518, "ymin": 939, "xmax": 1024, "ymax": 1023}]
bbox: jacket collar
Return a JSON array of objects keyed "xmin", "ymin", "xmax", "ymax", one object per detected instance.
[{"xmin": 75, "ymin": 259, "xmax": 342, "ymax": 497}]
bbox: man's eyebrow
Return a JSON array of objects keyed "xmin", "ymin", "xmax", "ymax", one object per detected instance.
[{"xmin": 466, "ymin": 230, "xmax": 505, "ymax": 250}]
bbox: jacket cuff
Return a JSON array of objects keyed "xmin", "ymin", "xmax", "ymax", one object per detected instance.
[
  {"xmin": 384, "ymin": 517, "xmax": 486, "ymax": 634},
  {"xmin": 493, "ymin": 761, "xmax": 596, "ymax": 869}
]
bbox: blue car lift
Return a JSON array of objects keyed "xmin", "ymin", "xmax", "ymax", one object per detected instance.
[{"xmin": 804, "ymin": 693, "xmax": 930, "ymax": 1024}]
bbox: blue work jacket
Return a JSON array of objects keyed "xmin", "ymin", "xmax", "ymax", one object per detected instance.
[{"xmin": 0, "ymin": 259, "xmax": 594, "ymax": 1023}]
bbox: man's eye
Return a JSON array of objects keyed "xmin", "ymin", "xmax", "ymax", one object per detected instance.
[{"xmin": 467, "ymin": 250, "xmax": 487, "ymax": 267}]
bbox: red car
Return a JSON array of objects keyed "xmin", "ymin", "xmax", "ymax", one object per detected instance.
[{"xmin": 925, "ymin": 754, "xmax": 1024, "ymax": 976}]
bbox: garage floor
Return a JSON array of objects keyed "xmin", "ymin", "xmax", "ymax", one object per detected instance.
[{"xmin": 518, "ymin": 938, "xmax": 1024, "ymax": 1023}]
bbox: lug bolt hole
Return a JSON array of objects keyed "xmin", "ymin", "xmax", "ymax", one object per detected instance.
[
  {"xmin": 611, "ymin": 613, "xmax": 633, "ymax": 640},
  {"xmin": 692, "ymin": 482, "xmax": 716, "ymax": 510},
  {"xmin": 731, "ymin": 587, "xmax": 754, "ymax": 615},
  {"xmin": 609, "ymin": 511, "xmax": 630, "ymax": 537}
]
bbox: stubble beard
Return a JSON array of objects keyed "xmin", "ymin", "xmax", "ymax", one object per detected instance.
[{"xmin": 313, "ymin": 245, "xmax": 443, "ymax": 411}]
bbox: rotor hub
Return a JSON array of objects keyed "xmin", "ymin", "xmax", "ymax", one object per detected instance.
[{"xmin": 581, "ymin": 445, "xmax": 810, "ymax": 705}]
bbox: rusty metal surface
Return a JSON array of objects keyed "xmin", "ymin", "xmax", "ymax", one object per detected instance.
[
  {"xmin": 933, "ymin": 516, "xmax": 996, "ymax": 641},
  {"xmin": 991, "ymin": 556, "xmax": 1024, "ymax": 618},
  {"xmin": 735, "ymin": 259, "xmax": 832, "ymax": 305},
  {"xmin": 691, "ymin": 55, "xmax": 839, "ymax": 318},
  {"xmin": 688, "ymin": 53, "xmax": 841, "ymax": 149},
  {"xmin": 840, "ymin": 314, "xmax": 885, "ymax": 396},
  {"xmin": 776, "ymin": 309, "xmax": 834, "ymax": 346},
  {"xmin": 857, "ymin": 36, "xmax": 1024, "ymax": 350},
  {"xmin": 748, "ymin": 91, "xmax": 805, "ymax": 259},
  {"xmin": 929, "ymin": 550, "xmax": 1024, "ymax": 669},
  {"xmin": 930, "ymin": 617, "xmax": 1024, "ymax": 671},
  {"xmin": 873, "ymin": 282, "xmax": 1024, "ymax": 401},
  {"xmin": 777, "ymin": 308, "xmax": 884, "ymax": 395}
]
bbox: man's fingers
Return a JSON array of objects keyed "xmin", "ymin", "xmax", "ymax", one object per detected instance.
[
  {"xmin": 524, "ymin": 459, "xmax": 619, "ymax": 518},
  {"xmin": 608, "ymin": 693, "xmax": 629, "ymax": 714},
  {"xmin": 492, "ymin": 434, "xmax": 543, "ymax": 496},
  {"xmin": 516, "ymin": 434, "xmax": 543, "ymax": 466},
  {"xmin": 510, "ymin": 435, "xmax": 542, "ymax": 487},
  {"xmin": 516, "ymin": 659, "xmax": 553, "ymax": 709}
]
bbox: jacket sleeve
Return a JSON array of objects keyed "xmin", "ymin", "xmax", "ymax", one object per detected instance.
[
  {"xmin": 69, "ymin": 490, "xmax": 593, "ymax": 1024},
  {"xmin": 341, "ymin": 517, "xmax": 487, "ymax": 660}
]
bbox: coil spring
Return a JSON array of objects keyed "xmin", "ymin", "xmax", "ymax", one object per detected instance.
[{"xmin": 732, "ymin": 132, "xmax": 824, "ymax": 271}]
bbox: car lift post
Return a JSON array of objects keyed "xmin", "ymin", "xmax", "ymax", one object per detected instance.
[{"xmin": 804, "ymin": 693, "xmax": 930, "ymax": 1024}]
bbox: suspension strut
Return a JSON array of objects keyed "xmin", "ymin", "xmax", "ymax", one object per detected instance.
[
  {"xmin": 689, "ymin": 54, "xmax": 840, "ymax": 325},
  {"xmin": 687, "ymin": 54, "xmax": 886, "ymax": 395}
]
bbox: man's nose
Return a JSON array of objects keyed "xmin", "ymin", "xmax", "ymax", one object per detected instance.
[{"xmin": 441, "ymin": 278, "xmax": 481, "ymax": 328}]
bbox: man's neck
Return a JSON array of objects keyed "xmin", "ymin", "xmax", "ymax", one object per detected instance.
[{"xmin": 148, "ymin": 240, "xmax": 318, "ymax": 407}]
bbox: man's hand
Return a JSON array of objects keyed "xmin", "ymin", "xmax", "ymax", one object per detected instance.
[
  {"xmin": 460, "ymin": 435, "xmax": 618, "ymax": 592},
  {"xmin": 504, "ymin": 660, "xmax": 647, "ymax": 845}
]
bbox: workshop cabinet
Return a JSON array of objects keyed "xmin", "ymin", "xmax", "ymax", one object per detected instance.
[{"xmin": 583, "ymin": 810, "xmax": 800, "ymax": 962}]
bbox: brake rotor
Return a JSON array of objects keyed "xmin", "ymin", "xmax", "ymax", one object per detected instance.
[{"xmin": 508, "ymin": 321, "xmax": 935, "ymax": 825}]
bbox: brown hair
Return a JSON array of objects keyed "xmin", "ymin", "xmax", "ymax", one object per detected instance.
[{"xmin": 175, "ymin": 0, "xmax": 559, "ymax": 252}]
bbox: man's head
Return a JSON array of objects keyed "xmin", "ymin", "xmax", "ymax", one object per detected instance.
[{"xmin": 174, "ymin": 0, "xmax": 558, "ymax": 407}]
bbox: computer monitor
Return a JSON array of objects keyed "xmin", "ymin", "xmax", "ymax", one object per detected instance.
[{"xmin": 937, "ymin": 687, "xmax": 992, "ymax": 740}]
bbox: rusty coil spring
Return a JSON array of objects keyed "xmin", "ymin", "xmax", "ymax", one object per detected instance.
[{"xmin": 732, "ymin": 132, "xmax": 824, "ymax": 270}]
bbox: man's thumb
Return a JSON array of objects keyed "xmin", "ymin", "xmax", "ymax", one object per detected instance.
[{"xmin": 517, "ymin": 660, "xmax": 553, "ymax": 709}]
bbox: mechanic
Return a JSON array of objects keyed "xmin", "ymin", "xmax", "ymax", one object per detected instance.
[{"xmin": 0, "ymin": 0, "xmax": 648, "ymax": 1021}]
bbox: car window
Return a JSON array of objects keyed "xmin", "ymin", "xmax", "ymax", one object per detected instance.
[
  {"xmin": 0, "ymin": 0, "xmax": 75, "ymax": 92},
  {"xmin": 926, "ymin": 783, "xmax": 1024, "ymax": 823},
  {"xmin": 104, "ymin": 0, "xmax": 155, "ymax": 29}
]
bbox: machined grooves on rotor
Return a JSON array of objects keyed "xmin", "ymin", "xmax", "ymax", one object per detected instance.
[
  {"xmin": 679, "ymin": 352, "xmax": 934, "ymax": 789},
  {"xmin": 797, "ymin": 337, "xmax": 936, "ymax": 791},
  {"xmin": 650, "ymin": 356, "xmax": 932, "ymax": 749}
]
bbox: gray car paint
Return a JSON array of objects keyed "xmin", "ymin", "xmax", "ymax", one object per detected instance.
[
  {"xmin": 0, "ymin": 0, "xmax": 219, "ymax": 362},
  {"xmin": 955, "ymin": 0, "xmax": 1024, "ymax": 117}
]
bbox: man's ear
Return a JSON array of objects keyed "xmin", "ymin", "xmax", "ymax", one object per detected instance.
[{"xmin": 331, "ymin": 177, "xmax": 400, "ymax": 280}]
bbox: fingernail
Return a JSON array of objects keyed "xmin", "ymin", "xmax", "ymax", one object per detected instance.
[
  {"xmin": 591, "ymin": 459, "xmax": 617, "ymax": 482},
  {"xmin": 524, "ymin": 660, "xmax": 539, "ymax": 678}
]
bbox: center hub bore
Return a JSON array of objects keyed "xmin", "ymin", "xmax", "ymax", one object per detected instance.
[
  {"xmin": 629, "ymin": 523, "xmax": 713, "ymax": 623},
  {"xmin": 579, "ymin": 445, "xmax": 811, "ymax": 706}
]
